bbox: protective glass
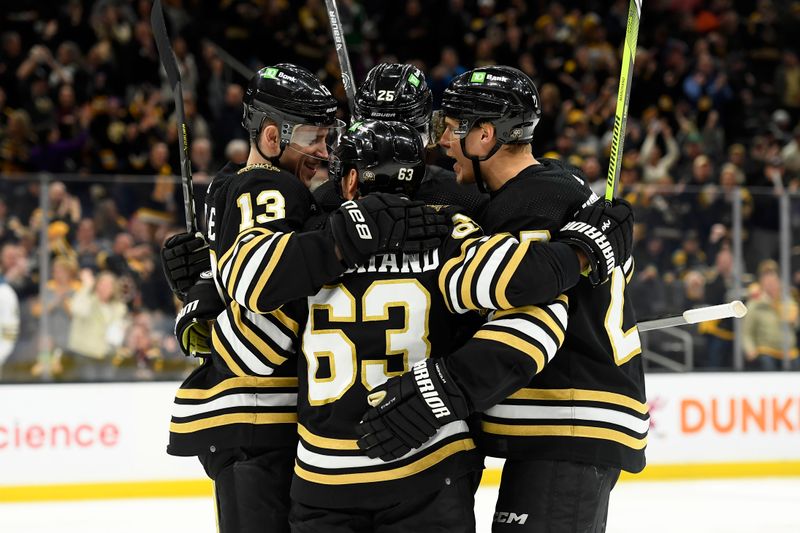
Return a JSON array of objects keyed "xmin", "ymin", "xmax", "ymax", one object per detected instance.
[
  {"xmin": 430, "ymin": 110, "xmax": 473, "ymax": 145},
  {"xmin": 286, "ymin": 120, "xmax": 346, "ymax": 163}
]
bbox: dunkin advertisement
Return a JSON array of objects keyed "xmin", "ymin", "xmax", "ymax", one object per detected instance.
[{"xmin": 644, "ymin": 373, "xmax": 800, "ymax": 464}]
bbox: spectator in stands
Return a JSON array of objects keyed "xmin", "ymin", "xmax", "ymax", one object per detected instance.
[
  {"xmin": 73, "ymin": 218, "xmax": 104, "ymax": 271},
  {"xmin": 0, "ymin": 198, "xmax": 23, "ymax": 248},
  {"xmin": 0, "ymin": 242, "xmax": 34, "ymax": 299},
  {"xmin": 0, "ymin": 265, "xmax": 20, "ymax": 379},
  {"xmin": 212, "ymin": 84, "xmax": 246, "ymax": 160},
  {"xmin": 30, "ymin": 256, "xmax": 79, "ymax": 378},
  {"xmin": 781, "ymin": 124, "xmax": 800, "ymax": 176},
  {"xmin": 743, "ymin": 260, "xmax": 799, "ymax": 370},
  {"xmin": 747, "ymin": 156, "xmax": 786, "ymax": 272},
  {"xmin": 114, "ymin": 315, "xmax": 163, "ymax": 381},
  {"xmin": 429, "ymin": 46, "xmax": 466, "ymax": 105},
  {"xmin": 224, "ymin": 139, "xmax": 248, "ymax": 165},
  {"xmin": 640, "ymin": 118, "xmax": 679, "ymax": 183},
  {"xmin": 0, "ymin": 31, "xmax": 24, "ymax": 107},
  {"xmin": 671, "ymin": 230, "xmax": 708, "ymax": 277},
  {"xmin": 65, "ymin": 269, "xmax": 128, "ymax": 381},
  {"xmin": 702, "ymin": 245, "xmax": 737, "ymax": 368},
  {"xmin": 170, "ymin": 91, "xmax": 209, "ymax": 141},
  {"xmin": 1, "ymin": 109, "xmax": 36, "ymax": 173}
]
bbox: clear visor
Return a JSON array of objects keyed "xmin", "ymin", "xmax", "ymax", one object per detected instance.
[
  {"xmin": 275, "ymin": 120, "xmax": 344, "ymax": 183},
  {"xmin": 289, "ymin": 120, "xmax": 345, "ymax": 149},
  {"xmin": 430, "ymin": 110, "xmax": 472, "ymax": 145},
  {"xmin": 430, "ymin": 110, "xmax": 446, "ymax": 146}
]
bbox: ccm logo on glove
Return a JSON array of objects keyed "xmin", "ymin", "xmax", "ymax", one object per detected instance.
[
  {"xmin": 412, "ymin": 360, "xmax": 451, "ymax": 418},
  {"xmin": 561, "ymin": 221, "xmax": 615, "ymax": 273},
  {"xmin": 342, "ymin": 201, "xmax": 373, "ymax": 240}
]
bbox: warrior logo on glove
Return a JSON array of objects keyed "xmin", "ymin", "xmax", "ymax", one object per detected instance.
[{"xmin": 560, "ymin": 220, "xmax": 615, "ymax": 275}]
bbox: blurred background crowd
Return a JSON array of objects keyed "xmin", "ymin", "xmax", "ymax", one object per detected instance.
[{"xmin": 1, "ymin": 0, "xmax": 799, "ymax": 382}]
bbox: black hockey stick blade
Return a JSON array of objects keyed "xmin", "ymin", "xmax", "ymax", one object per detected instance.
[
  {"xmin": 151, "ymin": 0, "xmax": 197, "ymax": 233},
  {"xmin": 324, "ymin": 0, "xmax": 356, "ymax": 117}
]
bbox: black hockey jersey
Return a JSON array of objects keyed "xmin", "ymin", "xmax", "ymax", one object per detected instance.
[
  {"xmin": 168, "ymin": 161, "xmax": 334, "ymax": 456},
  {"xmin": 449, "ymin": 158, "xmax": 648, "ymax": 474},
  {"xmin": 282, "ymin": 214, "xmax": 569, "ymax": 508},
  {"xmin": 312, "ymin": 163, "xmax": 489, "ymax": 219}
]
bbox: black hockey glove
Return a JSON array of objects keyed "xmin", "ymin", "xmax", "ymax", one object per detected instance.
[
  {"xmin": 356, "ymin": 358, "xmax": 469, "ymax": 462},
  {"xmin": 161, "ymin": 232, "xmax": 211, "ymax": 302},
  {"xmin": 327, "ymin": 193, "xmax": 451, "ymax": 268},
  {"xmin": 555, "ymin": 198, "xmax": 634, "ymax": 286},
  {"xmin": 174, "ymin": 276, "xmax": 224, "ymax": 357}
]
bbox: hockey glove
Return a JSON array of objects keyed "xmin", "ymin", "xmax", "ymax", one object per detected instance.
[
  {"xmin": 162, "ymin": 232, "xmax": 211, "ymax": 302},
  {"xmin": 174, "ymin": 276, "xmax": 224, "ymax": 357},
  {"xmin": 555, "ymin": 198, "xmax": 634, "ymax": 286},
  {"xmin": 356, "ymin": 358, "xmax": 469, "ymax": 462},
  {"xmin": 328, "ymin": 193, "xmax": 451, "ymax": 268}
]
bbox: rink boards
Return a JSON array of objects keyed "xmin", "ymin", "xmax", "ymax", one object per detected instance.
[{"xmin": 1, "ymin": 373, "xmax": 800, "ymax": 502}]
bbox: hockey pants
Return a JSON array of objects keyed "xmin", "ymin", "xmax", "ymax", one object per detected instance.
[
  {"xmin": 199, "ymin": 445, "xmax": 295, "ymax": 533},
  {"xmin": 289, "ymin": 470, "xmax": 481, "ymax": 533},
  {"xmin": 492, "ymin": 459, "xmax": 620, "ymax": 533}
]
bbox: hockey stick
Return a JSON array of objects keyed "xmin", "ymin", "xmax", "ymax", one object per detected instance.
[
  {"xmin": 637, "ymin": 300, "xmax": 747, "ymax": 332},
  {"xmin": 324, "ymin": 0, "xmax": 356, "ymax": 116},
  {"xmin": 605, "ymin": 0, "xmax": 642, "ymax": 204},
  {"xmin": 151, "ymin": 0, "xmax": 197, "ymax": 233}
]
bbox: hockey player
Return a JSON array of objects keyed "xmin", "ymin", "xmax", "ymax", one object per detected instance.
[
  {"xmin": 313, "ymin": 63, "xmax": 489, "ymax": 218},
  {"xmin": 358, "ymin": 66, "xmax": 644, "ymax": 532},
  {"xmin": 161, "ymin": 64, "xmax": 450, "ymax": 533},
  {"xmin": 284, "ymin": 119, "xmax": 572, "ymax": 532}
]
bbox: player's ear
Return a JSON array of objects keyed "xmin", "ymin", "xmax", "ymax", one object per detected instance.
[
  {"xmin": 260, "ymin": 123, "xmax": 281, "ymax": 157},
  {"xmin": 342, "ymin": 168, "xmax": 359, "ymax": 200},
  {"xmin": 480, "ymin": 122, "xmax": 496, "ymax": 145}
]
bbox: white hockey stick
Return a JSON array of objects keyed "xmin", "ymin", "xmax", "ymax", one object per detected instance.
[{"xmin": 637, "ymin": 301, "xmax": 747, "ymax": 332}]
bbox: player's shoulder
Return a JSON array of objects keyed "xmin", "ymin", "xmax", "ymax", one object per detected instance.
[
  {"xmin": 207, "ymin": 161, "xmax": 244, "ymax": 195},
  {"xmin": 516, "ymin": 158, "xmax": 590, "ymax": 190}
]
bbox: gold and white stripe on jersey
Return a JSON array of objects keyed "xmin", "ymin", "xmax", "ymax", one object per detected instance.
[
  {"xmin": 294, "ymin": 421, "xmax": 474, "ymax": 485},
  {"xmin": 439, "ymin": 233, "xmax": 565, "ymax": 315},
  {"xmin": 212, "ymin": 303, "xmax": 298, "ymax": 377},
  {"xmin": 217, "ymin": 227, "xmax": 294, "ymax": 314},
  {"xmin": 474, "ymin": 295, "xmax": 569, "ymax": 370},
  {"xmin": 170, "ymin": 376, "xmax": 298, "ymax": 434},
  {"xmin": 482, "ymin": 387, "xmax": 649, "ymax": 450}
]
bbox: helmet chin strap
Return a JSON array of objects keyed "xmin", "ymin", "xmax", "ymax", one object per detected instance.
[
  {"xmin": 251, "ymin": 120, "xmax": 286, "ymax": 166},
  {"xmin": 460, "ymin": 136, "xmax": 502, "ymax": 194}
]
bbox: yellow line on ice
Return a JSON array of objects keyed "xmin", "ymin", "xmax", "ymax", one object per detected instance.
[{"xmin": 4, "ymin": 461, "xmax": 800, "ymax": 502}]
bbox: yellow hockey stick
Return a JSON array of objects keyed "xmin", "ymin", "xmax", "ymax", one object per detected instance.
[{"xmin": 605, "ymin": 0, "xmax": 642, "ymax": 204}]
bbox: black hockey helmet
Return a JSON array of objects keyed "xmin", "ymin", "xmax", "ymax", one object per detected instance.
[
  {"xmin": 439, "ymin": 65, "xmax": 541, "ymax": 145},
  {"xmin": 329, "ymin": 120, "xmax": 426, "ymax": 198},
  {"xmin": 354, "ymin": 63, "xmax": 433, "ymax": 144},
  {"xmin": 242, "ymin": 63, "xmax": 342, "ymax": 159},
  {"xmin": 437, "ymin": 66, "xmax": 541, "ymax": 192}
]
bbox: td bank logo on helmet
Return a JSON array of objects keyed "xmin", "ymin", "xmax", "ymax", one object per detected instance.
[
  {"xmin": 470, "ymin": 71, "xmax": 509, "ymax": 84},
  {"xmin": 261, "ymin": 68, "xmax": 298, "ymax": 83}
]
